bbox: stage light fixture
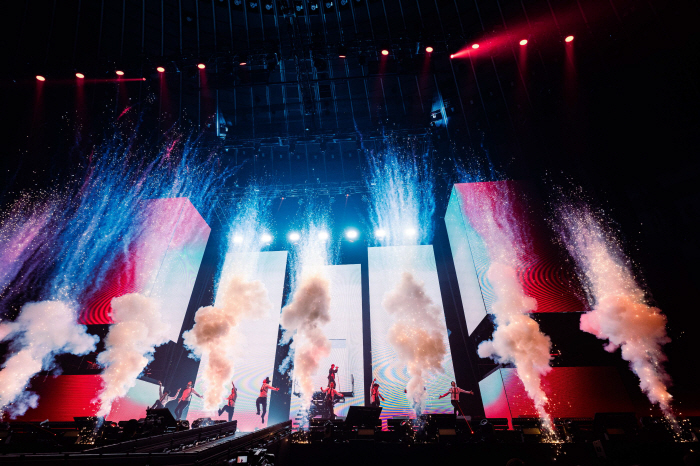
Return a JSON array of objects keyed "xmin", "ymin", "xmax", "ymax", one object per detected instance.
[
  {"xmin": 197, "ymin": 63, "xmax": 206, "ymax": 70},
  {"xmin": 157, "ymin": 66, "xmax": 165, "ymax": 73},
  {"xmin": 233, "ymin": 235, "xmax": 244, "ymax": 244},
  {"xmin": 76, "ymin": 72, "xmax": 85, "ymax": 79},
  {"xmin": 239, "ymin": 62, "xmax": 247, "ymax": 66},
  {"xmin": 425, "ymin": 46, "xmax": 434, "ymax": 53},
  {"xmin": 565, "ymin": 35, "xmax": 574, "ymax": 42},
  {"xmin": 381, "ymin": 49, "xmax": 389, "ymax": 56},
  {"xmin": 450, "ymin": 54, "xmax": 455, "ymax": 59},
  {"xmin": 261, "ymin": 233, "xmax": 273, "ymax": 243},
  {"xmin": 471, "ymin": 43, "xmax": 479, "ymax": 49},
  {"xmin": 519, "ymin": 39, "xmax": 528, "ymax": 46},
  {"xmin": 318, "ymin": 231, "xmax": 329, "ymax": 241},
  {"xmin": 36, "ymin": 75, "xmax": 46, "ymax": 82},
  {"xmin": 288, "ymin": 232, "xmax": 301, "ymax": 242},
  {"xmin": 374, "ymin": 229, "xmax": 386, "ymax": 239},
  {"xmin": 404, "ymin": 227, "xmax": 417, "ymax": 237},
  {"xmin": 116, "ymin": 70, "xmax": 125, "ymax": 76},
  {"xmin": 345, "ymin": 229, "xmax": 359, "ymax": 240}
]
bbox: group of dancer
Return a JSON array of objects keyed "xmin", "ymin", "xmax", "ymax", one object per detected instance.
[
  {"xmin": 370, "ymin": 378, "xmax": 474, "ymax": 417},
  {"xmin": 153, "ymin": 363, "xmax": 473, "ymax": 424},
  {"xmin": 151, "ymin": 377, "xmax": 278, "ymax": 423}
]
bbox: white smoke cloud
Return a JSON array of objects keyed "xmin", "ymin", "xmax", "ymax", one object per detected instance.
[
  {"xmin": 384, "ymin": 271, "xmax": 447, "ymax": 416},
  {"xmin": 477, "ymin": 263, "xmax": 553, "ymax": 426},
  {"xmin": 459, "ymin": 182, "xmax": 555, "ymax": 430},
  {"xmin": 280, "ymin": 272, "xmax": 332, "ymax": 409},
  {"xmin": 95, "ymin": 293, "xmax": 171, "ymax": 418},
  {"xmin": 556, "ymin": 206, "xmax": 675, "ymax": 417},
  {"xmin": 184, "ymin": 275, "xmax": 273, "ymax": 411},
  {"xmin": 0, "ymin": 301, "xmax": 97, "ymax": 417}
]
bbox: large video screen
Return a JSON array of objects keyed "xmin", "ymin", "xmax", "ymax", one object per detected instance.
[
  {"xmin": 369, "ymin": 245, "xmax": 457, "ymax": 428},
  {"xmin": 288, "ymin": 264, "xmax": 365, "ymax": 424},
  {"xmin": 479, "ymin": 367, "xmax": 635, "ymax": 427},
  {"xmin": 185, "ymin": 250, "xmax": 288, "ymax": 432},
  {"xmin": 80, "ymin": 197, "xmax": 210, "ymax": 343},
  {"xmin": 445, "ymin": 181, "xmax": 586, "ymax": 334},
  {"xmin": 14, "ymin": 375, "xmax": 160, "ymax": 422}
]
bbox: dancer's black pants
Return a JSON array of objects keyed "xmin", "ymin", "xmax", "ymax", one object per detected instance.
[
  {"xmin": 174, "ymin": 400, "xmax": 189, "ymax": 420},
  {"xmin": 220, "ymin": 405, "xmax": 235, "ymax": 422},
  {"xmin": 256, "ymin": 397, "xmax": 267, "ymax": 419},
  {"xmin": 451, "ymin": 400, "xmax": 461, "ymax": 416}
]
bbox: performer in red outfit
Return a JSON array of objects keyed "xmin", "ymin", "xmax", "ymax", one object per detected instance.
[
  {"xmin": 174, "ymin": 381, "xmax": 202, "ymax": 420},
  {"xmin": 256, "ymin": 377, "xmax": 279, "ymax": 423},
  {"xmin": 439, "ymin": 381, "xmax": 473, "ymax": 416},
  {"xmin": 320, "ymin": 381, "xmax": 344, "ymax": 419},
  {"xmin": 218, "ymin": 381, "xmax": 238, "ymax": 422}
]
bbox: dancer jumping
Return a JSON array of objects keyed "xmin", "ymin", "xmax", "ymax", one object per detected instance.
[
  {"xmin": 256, "ymin": 377, "xmax": 279, "ymax": 423},
  {"xmin": 369, "ymin": 378, "xmax": 384, "ymax": 408},
  {"xmin": 151, "ymin": 381, "xmax": 180, "ymax": 410},
  {"xmin": 319, "ymin": 381, "xmax": 345, "ymax": 419},
  {"xmin": 438, "ymin": 381, "xmax": 473, "ymax": 416},
  {"xmin": 218, "ymin": 381, "xmax": 238, "ymax": 422},
  {"xmin": 174, "ymin": 381, "xmax": 202, "ymax": 420}
]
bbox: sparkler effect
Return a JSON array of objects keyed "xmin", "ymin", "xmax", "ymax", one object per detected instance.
[
  {"xmin": 459, "ymin": 182, "xmax": 556, "ymax": 434},
  {"xmin": 0, "ymin": 301, "xmax": 98, "ymax": 417},
  {"xmin": 0, "ymin": 195, "xmax": 61, "ymax": 311},
  {"xmin": 366, "ymin": 147, "xmax": 434, "ymax": 247},
  {"xmin": 96, "ymin": 293, "xmax": 171, "ymax": 417},
  {"xmin": 184, "ymin": 188, "xmax": 274, "ymax": 412},
  {"xmin": 279, "ymin": 215, "xmax": 334, "ymax": 411},
  {"xmin": 554, "ymin": 201, "xmax": 678, "ymax": 430},
  {"xmin": 366, "ymin": 146, "xmax": 446, "ymax": 417},
  {"xmin": 0, "ymin": 121, "xmax": 230, "ymax": 415}
]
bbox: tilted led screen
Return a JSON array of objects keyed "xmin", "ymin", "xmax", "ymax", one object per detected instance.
[{"xmin": 445, "ymin": 181, "xmax": 586, "ymax": 334}]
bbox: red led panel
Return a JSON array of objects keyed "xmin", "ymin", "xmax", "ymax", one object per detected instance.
[
  {"xmin": 480, "ymin": 367, "xmax": 635, "ymax": 428},
  {"xmin": 13, "ymin": 375, "xmax": 160, "ymax": 422}
]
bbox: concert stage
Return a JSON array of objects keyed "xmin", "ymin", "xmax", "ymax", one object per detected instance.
[
  {"xmin": 3, "ymin": 1, "xmax": 700, "ymax": 465},
  {"xmin": 1, "ymin": 413, "xmax": 697, "ymax": 466}
]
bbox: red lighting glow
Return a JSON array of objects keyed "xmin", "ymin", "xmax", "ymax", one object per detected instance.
[
  {"xmin": 75, "ymin": 72, "xmax": 85, "ymax": 79},
  {"xmin": 197, "ymin": 63, "xmax": 206, "ymax": 70},
  {"xmin": 565, "ymin": 35, "xmax": 574, "ymax": 43},
  {"xmin": 471, "ymin": 43, "xmax": 479, "ymax": 49},
  {"xmin": 156, "ymin": 66, "xmax": 165, "ymax": 73},
  {"xmin": 426, "ymin": 46, "xmax": 434, "ymax": 53},
  {"xmin": 381, "ymin": 49, "xmax": 389, "ymax": 56},
  {"xmin": 519, "ymin": 39, "xmax": 528, "ymax": 46},
  {"xmin": 239, "ymin": 62, "xmax": 247, "ymax": 66},
  {"xmin": 36, "ymin": 75, "xmax": 46, "ymax": 82},
  {"xmin": 116, "ymin": 70, "xmax": 125, "ymax": 76},
  {"xmin": 450, "ymin": 54, "xmax": 454, "ymax": 59},
  {"xmin": 339, "ymin": 55, "xmax": 346, "ymax": 58}
]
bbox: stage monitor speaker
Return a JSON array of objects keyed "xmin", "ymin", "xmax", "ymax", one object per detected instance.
[
  {"xmin": 146, "ymin": 408, "xmax": 177, "ymax": 425},
  {"xmin": 593, "ymin": 412, "xmax": 638, "ymax": 438},
  {"xmin": 485, "ymin": 418, "xmax": 510, "ymax": 431},
  {"xmin": 192, "ymin": 417, "xmax": 214, "ymax": 429},
  {"xmin": 425, "ymin": 413, "xmax": 456, "ymax": 429},
  {"xmin": 345, "ymin": 406, "xmax": 382, "ymax": 428},
  {"xmin": 387, "ymin": 417, "xmax": 411, "ymax": 430}
]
